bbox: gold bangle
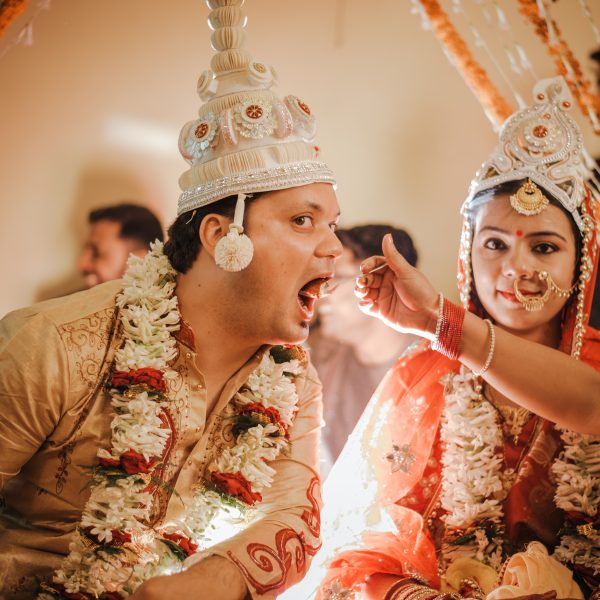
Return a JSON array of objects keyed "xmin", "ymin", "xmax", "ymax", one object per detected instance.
[{"xmin": 472, "ymin": 319, "xmax": 495, "ymax": 377}]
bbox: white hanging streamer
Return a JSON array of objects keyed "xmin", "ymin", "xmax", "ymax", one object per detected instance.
[
  {"xmin": 452, "ymin": 0, "xmax": 464, "ymax": 15},
  {"xmin": 409, "ymin": 0, "xmax": 431, "ymax": 31},
  {"xmin": 469, "ymin": 0, "xmax": 529, "ymax": 108},
  {"xmin": 491, "ymin": 1, "xmax": 538, "ymax": 81},
  {"xmin": 578, "ymin": 0, "xmax": 600, "ymax": 44},
  {"xmin": 465, "ymin": 2, "xmax": 526, "ymax": 109}
]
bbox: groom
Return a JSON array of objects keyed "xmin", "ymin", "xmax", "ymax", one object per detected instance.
[{"xmin": 0, "ymin": 1, "xmax": 341, "ymax": 599}]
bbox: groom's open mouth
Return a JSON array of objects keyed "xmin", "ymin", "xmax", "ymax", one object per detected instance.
[{"xmin": 297, "ymin": 276, "xmax": 332, "ymax": 319}]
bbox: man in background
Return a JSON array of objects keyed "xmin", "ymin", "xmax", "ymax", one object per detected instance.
[
  {"xmin": 310, "ymin": 224, "xmax": 418, "ymax": 474},
  {"xmin": 77, "ymin": 203, "xmax": 163, "ymax": 288}
]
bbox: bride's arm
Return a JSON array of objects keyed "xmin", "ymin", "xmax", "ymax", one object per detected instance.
[
  {"xmin": 356, "ymin": 235, "xmax": 600, "ymax": 435},
  {"xmin": 459, "ymin": 312, "xmax": 600, "ymax": 434}
]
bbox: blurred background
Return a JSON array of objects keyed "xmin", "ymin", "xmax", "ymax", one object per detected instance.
[{"xmin": 1, "ymin": 0, "xmax": 599, "ymax": 316}]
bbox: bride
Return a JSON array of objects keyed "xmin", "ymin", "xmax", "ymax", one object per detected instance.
[{"xmin": 314, "ymin": 77, "xmax": 600, "ymax": 600}]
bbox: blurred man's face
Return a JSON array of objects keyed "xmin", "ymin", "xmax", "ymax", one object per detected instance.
[{"xmin": 77, "ymin": 219, "xmax": 146, "ymax": 288}]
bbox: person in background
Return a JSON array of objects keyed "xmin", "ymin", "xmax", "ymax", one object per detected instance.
[
  {"xmin": 77, "ymin": 203, "xmax": 164, "ymax": 288},
  {"xmin": 310, "ymin": 224, "xmax": 418, "ymax": 472}
]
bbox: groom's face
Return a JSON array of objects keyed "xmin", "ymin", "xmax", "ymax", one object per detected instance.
[{"xmin": 223, "ymin": 183, "xmax": 342, "ymax": 345}]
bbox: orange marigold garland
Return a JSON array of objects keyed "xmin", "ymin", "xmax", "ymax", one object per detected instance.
[
  {"xmin": 0, "ymin": 0, "xmax": 28, "ymax": 38},
  {"xmin": 518, "ymin": 0, "xmax": 600, "ymax": 134},
  {"xmin": 417, "ymin": 0, "xmax": 514, "ymax": 128}
]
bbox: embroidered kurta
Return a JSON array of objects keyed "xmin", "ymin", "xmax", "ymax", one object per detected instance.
[{"xmin": 0, "ymin": 280, "xmax": 322, "ymax": 599}]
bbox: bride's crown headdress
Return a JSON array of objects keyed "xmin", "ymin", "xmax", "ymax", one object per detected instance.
[{"xmin": 464, "ymin": 77, "xmax": 590, "ymax": 232}]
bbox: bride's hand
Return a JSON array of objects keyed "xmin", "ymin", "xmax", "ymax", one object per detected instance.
[{"xmin": 356, "ymin": 234, "xmax": 439, "ymax": 338}]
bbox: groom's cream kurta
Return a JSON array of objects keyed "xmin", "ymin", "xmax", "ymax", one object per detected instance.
[{"xmin": 0, "ymin": 280, "xmax": 322, "ymax": 599}]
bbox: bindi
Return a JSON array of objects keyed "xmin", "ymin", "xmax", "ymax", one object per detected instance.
[{"xmin": 515, "ymin": 229, "xmax": 524, "ymax": 237}]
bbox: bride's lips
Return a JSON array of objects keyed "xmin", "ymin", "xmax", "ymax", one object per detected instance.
[{"xmin": 497, "ymin": 289, "xmax": 542, "ymax": 303}]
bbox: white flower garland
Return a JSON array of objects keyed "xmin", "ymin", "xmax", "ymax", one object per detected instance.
[
  {"xmin": 441, "ymin": 369, "xmax": 600, "ymax": 580},
  {"xmin": 42, "ymin": 242, "xmax": 303, "ymax": 599},
  {"xmin": 553, "ymin": 429, "xmax": 600, "ymax": 574},
  {"xmin": 440, "ymin": 370, "xmax": 505, "ymax": 571}
]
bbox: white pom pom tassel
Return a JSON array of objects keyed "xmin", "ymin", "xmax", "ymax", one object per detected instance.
[{"xmin": 214, "ymin": 193, "xmax": 254, "ymax": 272}]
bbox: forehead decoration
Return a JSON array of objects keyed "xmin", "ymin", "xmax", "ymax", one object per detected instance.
[{"xmin": 510, "ymin": 179, "xmax": 549, "ymax": 216}]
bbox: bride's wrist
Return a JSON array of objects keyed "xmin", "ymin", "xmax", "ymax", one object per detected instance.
[{"xmin": 422, "ymin": 293, "xmax": 442, "ymax": 340}]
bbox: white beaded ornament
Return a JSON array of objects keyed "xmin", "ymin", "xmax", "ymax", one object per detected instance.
[{"xmin": 214, "ymin": 193, "xmax": 254, "ymax": 272}]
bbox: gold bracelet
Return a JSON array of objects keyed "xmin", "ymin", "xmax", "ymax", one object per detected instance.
[
  {"xmin": 472, "ymin": 319, "xmax": 495, "ymax": 377},
  {"xmin": 391, "ymin": 584, "xmax": 439, "ymax": 600}
]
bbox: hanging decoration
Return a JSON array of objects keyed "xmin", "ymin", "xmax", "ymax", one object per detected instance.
[
  {"xmin": 517, "ymin": 0, "xmax": 600, "ymax": 134},
  {"xmin": 413, "ymin": 0, "xmax": 514, "ymax": 129},
  {"xmin": 414, "ymin": 0, "xmax": 600, "ymax": 135}
]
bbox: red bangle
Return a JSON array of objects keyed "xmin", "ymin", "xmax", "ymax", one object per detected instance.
[{"xmin": 432, "ymin": 297, "xmax": 465, "ymax": 360}]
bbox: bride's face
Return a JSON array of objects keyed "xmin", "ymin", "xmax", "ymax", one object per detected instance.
[{"xmin": 470, "ymin": 194, "xmax": 577, "ymax": 340}]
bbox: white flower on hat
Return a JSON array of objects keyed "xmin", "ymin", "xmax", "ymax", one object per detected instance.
[
  {"xmin": 179, "ymin": 113, "xmax": 218, "ymax": 164},
  {"xmin": 246, "ymin": 61, "xmax": 274, "ymax": 86},
  {"xmin": 234, "ymin": 99, "xmax": 276, "ymax": 139}
]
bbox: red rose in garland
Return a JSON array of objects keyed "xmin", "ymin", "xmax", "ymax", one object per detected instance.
[
  {"xmin": 83, "ymin": 527, "xmax": 132, "ymax": 546},
  {"xmin": 110, "ymin": 367, "xmax": 166, "ymax": 393},
  {"xmin": 239, "ymin": 402, "xmax": 289, "ymax": 437},
  {"xmin": 119, "ymin": 450, "xmax": 156, "ymax": 474},
  {"xmin": 98, "ymin": 454, "xmax": 120, "ymax": 469},
  {"xmin": 211, "ymin": 471, "xmax": 263, "ymax": 505},
  {"xmin": 162, "ymin": 531, "xmax": 199, "ymax": 556},
  {"xmin": 98, "ymin": 449, "xmax": 156, "ymax": 475},
  {"xmin": 101, "ymin": 593, "xmax": 124, "ymax": 600}
]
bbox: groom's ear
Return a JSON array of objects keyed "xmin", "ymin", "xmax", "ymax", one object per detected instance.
[{"xmin": 199, "ymin": 213, "xmax": 232, "ymax": 258}]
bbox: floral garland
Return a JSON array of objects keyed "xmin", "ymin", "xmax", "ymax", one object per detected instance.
[
  {"xmin": 518, "ymin": 0, "xmax": 600, "ymax": 135},
  {"xmin": 0, "ymin": 0, "xmax": 27, "ymax": 38},
  {"xmin": 439, "ymin": 370, "xmax": 505, "ymax": 572},
  {"xmin": 40, "ymin": 242, "xmax": 304, "ymax": 599},
  {"xmin": 440, "ymin": 369, "xmax": 600, "ymax": 581},
  {"xmin": 552, "ymin": 429, "xmax": 600, "ymax": 575}
]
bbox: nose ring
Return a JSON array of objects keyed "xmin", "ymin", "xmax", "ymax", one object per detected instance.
[{"xmin": 513, "ymin": 270, "xmax": 577, "ymax": 312}]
